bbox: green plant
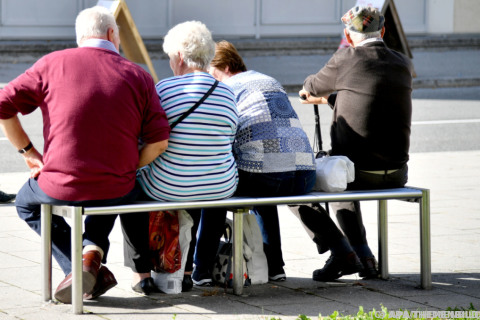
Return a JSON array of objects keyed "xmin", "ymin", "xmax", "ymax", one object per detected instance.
[
  {"xmin": 297, "ymin": 315, "xmax": 312, "ymax": 320},
  {"xmin": 262, "ymin": 304, "xmax": 478, "ymax": 320}
]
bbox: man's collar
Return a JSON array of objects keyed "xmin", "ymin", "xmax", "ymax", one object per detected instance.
[
  {"xmin": 356, "ymin": 38, "xmax": 384, "ymax": 47},
  {"xmin": 79, "ymin": 39, "xmax": 119, "ymax": 54}
]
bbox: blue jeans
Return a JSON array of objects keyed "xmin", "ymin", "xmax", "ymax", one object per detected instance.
[
  {"xmin": 194, "ymin": 169, "xmax": 316, "ymax": 276},
  {"xmin": 15, "ymin": 178, "xmax": 147, "ymax": 275}
]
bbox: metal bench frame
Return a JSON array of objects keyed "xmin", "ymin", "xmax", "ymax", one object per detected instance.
[{"xmin": 40, "ymin": 187, "xmax": 430, "ymax": 314}]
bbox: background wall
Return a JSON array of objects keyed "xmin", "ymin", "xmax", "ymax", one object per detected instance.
[{"xmin": 1, "ymin": 0, "xmax": 476, "ymax": 41}]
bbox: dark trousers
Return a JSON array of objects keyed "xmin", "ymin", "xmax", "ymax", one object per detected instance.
[
  {"xmin": 194, "ymin": 169, "xmax": 316, "ymax": 276},
  {"xmin": 16, "ymin": 178, "xmax": 150, "ymax": 275},
  {"xmin": 290, "ymin": 164, "xmax": 408, "ymax": 257},
  {"xmin": 184, "ymin": 209, "xmax": 201, "ymax": 273}
]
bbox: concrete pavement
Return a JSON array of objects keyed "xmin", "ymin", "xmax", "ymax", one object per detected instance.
[
  {"xmin": 1, "ymin": 37, "xmax": 480, "ymax": 319},
  {"xmin": 1, "ymin": 151, "xmax": 480, "ymax": 319}
]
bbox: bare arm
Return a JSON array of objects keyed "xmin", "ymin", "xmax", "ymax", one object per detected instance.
[
  {"xmin": 0, "ymin": 115, "xmax": 44, "ymax": 178},
  {"xmin": 138, "ymin": 139, "xmax": 168, "ymax": 169}
]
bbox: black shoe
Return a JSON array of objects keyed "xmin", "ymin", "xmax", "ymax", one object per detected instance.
[
  {"xmin": 182, "ymin": 274, "xmax": 193, "ymax": 292},
  {"xmin": 132, "ymin": 277, "xmax": 158, "ymax": 295},
  {"xmin": 0, "ymin": 191, "xmax": 16, "ymax": 203},
  {"xmin": 269, "ymin": 273, "xmax": 286, "ymax": 282},
  {"xmin": 268, "ymin": 267, "xmax": 286, "ymax": 282},
  {"xmin": 359, "ymin": 256, "xmax": 379, "ymax": 279},
  {"xmin": 312, "ymin": 252, "xmax": 364, "ymax": 282},
  {"xmin": 192, "ymin": 269, "xmax": 213, "ymax": 287}
]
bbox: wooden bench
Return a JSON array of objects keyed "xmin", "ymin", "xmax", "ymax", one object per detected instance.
[{"xmin": 40, "ymin": 186, "xmax": 431, "ymax": 314}]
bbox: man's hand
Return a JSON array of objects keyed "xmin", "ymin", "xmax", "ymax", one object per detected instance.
[
  {"xmin": 23, "ymin": 148, "xmax": 44, "ymax": 178},
  {"xmin": 0, "ymin": 115, "xmax": 44, "ymax": 177},
  {"xmin": 299, "ymin": 89, "xmax": 329, "ymax": 105}
]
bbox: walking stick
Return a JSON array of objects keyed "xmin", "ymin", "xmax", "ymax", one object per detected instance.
[
  {"xmin": 313, "ymin": 104, "xmax": 323, "ymax": 154},
  {"xmin": 311, "ymin": 103, "xmax": 329, "ymax": 214},
  {"xmin": 297, "ymin": 96, "xmax": 330, "ymax": 254}
]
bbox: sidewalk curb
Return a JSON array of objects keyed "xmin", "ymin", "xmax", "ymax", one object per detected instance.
[{"xmin": 1, "ymin": 33, "xmax": 480, "ymax": 62}]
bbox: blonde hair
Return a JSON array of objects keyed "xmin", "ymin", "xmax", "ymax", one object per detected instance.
[
  {"xmin": 163, "ymin": 21, "xmax": 215, "ymax": 70},
  {"xmin": 75, "ymin": 6, "xmax": 118, "ymax": 46}
]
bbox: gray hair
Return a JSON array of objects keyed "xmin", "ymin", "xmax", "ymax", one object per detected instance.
[
  {"xmin": 346, "ymin": 28, "xmax": 382, "ymax": 45},
  {"xmin": 163, "ymin": 21, "xmax": 215, "ymax": 70},
  {"xmin": 75, "ymin": 6, "xmax": 118, "ymax": 46}
]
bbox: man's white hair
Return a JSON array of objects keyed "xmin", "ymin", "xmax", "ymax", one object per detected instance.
[
  {"xmin": 346, "ymin": 28, "xmax": 382, "ymax": 45},
  {"xmin": 163, "ymin": 21, "xmax": 215, "ymax": 70},
  {"xmin": 75, "ymin": 6, "xmax": 118, "ymax": 46}
]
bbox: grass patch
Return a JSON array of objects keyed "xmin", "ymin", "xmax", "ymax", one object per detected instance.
[{"xmin": 263, "ymin": 304, "xmax": 479, "ymax": 320}]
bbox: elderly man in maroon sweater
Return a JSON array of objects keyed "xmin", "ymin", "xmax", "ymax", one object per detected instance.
[{"xmin": 0, "ymin": 6, "xmax": 170, "ymax": 303}]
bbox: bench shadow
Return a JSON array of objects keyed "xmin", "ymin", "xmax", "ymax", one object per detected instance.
[{"xmin": 82, "ymin": 273, "xmax": 480, "ymax": 318}]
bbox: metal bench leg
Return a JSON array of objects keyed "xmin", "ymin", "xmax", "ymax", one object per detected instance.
[
  {"xmin": 41, "ymin": 204, "xmax": 52, "ymax": 302},
  {"xmin": 232, "ymin": 208, "xmax": 247, "ymax": 295},
  {"xmin": 420, "ymin": 189, "xmax": 432, "ymax": 289},
  {"xmin": 377, "ymin": 199, "xmax": 389, "ymax": 279},
  {"xmin": 71, "ymin": 207, "xmax": 83, "ymax": 314}
]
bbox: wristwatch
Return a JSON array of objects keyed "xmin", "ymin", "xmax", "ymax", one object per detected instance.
[{"xmin": 18, "ymin": 142, "xmax": 33, "ymax": 154}]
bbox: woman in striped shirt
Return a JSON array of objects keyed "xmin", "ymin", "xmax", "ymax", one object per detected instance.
[
  {"xmin": 137, "ymin": 22, "xmax": 238, "ymax": 202},
  {"xmin": 133, "ymin": 21, "xmax": 238, "ymax": 294}
]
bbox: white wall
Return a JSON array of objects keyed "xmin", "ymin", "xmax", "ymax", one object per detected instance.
[
  {"xmin": 0, "ymin": 0, "xmax": 476, "ymax": 40},
  {"xmin": 427, "ymin": 0, "xmax": 455, "ymax": 34},
  {"xmin": 454, "ymin": 0, "xmax": 480, "ymax": 33}
]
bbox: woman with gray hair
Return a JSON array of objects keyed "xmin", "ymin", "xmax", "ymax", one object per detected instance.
[{"xmin": 134, "ymin": 21, "xmax": 238, "ymax": 293}]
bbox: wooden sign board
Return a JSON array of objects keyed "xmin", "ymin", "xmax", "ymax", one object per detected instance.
[
  {"xmin": 97, "ymin": 0, "xmax": 159, "ymax": 83},
  {"xmin": 381, "ymin": 0, "xmax": 412, "ymax": 59}
]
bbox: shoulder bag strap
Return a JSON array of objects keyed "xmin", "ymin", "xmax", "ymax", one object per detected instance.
[{"xmin": 170, "ymin": 80, "xmax": 219, "ymax": 129}]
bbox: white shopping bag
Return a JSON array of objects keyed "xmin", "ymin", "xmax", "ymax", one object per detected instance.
[
  {"xmin": 242, "ymin": 214, "xmax": 268, "ymax": 285},
  {"xmin": 313, "ymin": 156, "xmax": 355, "ymax": 192},
  {"xmin": 224, "ymin": 214, "xmax": 269, "ymax": 285}
]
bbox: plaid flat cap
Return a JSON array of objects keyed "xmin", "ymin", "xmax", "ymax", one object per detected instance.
[{"xmin": 341, "ymin": 5, "xmax": 385, "ymax": 33}]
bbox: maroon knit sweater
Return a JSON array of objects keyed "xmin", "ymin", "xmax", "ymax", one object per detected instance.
[{"xmin": 0, "ymin": 47, "xmax": 170, "ymax": 200}]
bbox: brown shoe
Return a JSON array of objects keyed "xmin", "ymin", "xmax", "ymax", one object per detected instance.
[
  {"xmin": 84, "ymin": 266, "xmax": 117, "ymax": 300},
  {"xmin": 54, "ymin": 250, "xmax": 102, "ymax": 303},
  {"xmin": 82, "ymin": 250, "xmax": 102, "ymax": 280}
]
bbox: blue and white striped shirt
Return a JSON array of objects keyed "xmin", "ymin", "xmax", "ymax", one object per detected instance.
[{"xmin": 137, "ymin": 72, "xmax": 239, "ymax": 201}]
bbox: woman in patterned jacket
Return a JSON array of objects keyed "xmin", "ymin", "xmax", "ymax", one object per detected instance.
[{"xmin": 192, "ymin": 40, "xmax": 316, "ymax": 286}]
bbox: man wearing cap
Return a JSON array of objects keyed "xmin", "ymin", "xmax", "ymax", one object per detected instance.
[{"xmin": 295, "ymin": 5, "xmax": 413, "ymax": 281}]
